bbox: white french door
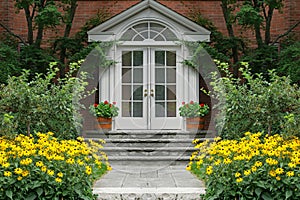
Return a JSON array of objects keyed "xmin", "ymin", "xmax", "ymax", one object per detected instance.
[{"xmin": 115, "ymin": 47, "xmax": 181, "ymax": 130}]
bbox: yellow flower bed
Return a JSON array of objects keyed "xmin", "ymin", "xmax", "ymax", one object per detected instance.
[
  {"xmin": 188, "ymin": 132, "xmax": 300, "ymax": 199},
  {"xmin": 0, "ymin": 132, "xmax": 111, "ymax": 200}
]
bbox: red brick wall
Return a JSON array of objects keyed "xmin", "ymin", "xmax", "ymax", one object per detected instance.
[{"xmin": 1, "ymin": 0, "xmax": 299, "ymax": 45}]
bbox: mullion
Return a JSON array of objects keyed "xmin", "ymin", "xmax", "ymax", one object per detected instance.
[{"xmin": 131, "ymin": 51, "xmax": 134, "ymax": 117}]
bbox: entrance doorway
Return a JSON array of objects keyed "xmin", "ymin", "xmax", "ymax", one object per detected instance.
[{"xmin": 115, "ymin": 47, "xmax": 181, "ymax": 130}]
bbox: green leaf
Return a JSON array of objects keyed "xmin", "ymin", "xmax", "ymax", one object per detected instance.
[
  {"xmin": 285, "ymin": 190, "xmax": 293, "ymax": 199},
  {"xmin": 5, "ymin": 190, "xmax": 13, "ymax": 199},
  {"xmin": 25, "ymin": 193, "xmax": 37, "ymax": 200},
  {"xmin": 262, "ymin": 192, "xmax": 273, "ymax": 200},
  {"xmin": 36, "ymin": 188, "xmax": 43, "ymax": 196},
  {"xmin": 255, "ymin": 188, "xmax": 262, "ymax": 197}
]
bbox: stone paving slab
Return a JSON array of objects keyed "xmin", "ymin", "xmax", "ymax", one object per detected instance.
[{"xmin": 93, "ymin": 165, "xmax": 205, "ymax": 200}]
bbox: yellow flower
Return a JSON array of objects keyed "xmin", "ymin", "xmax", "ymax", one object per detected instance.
[
  {"xmin": 85, "ymin": 166, "xmax": 92, "ymax": 175},
  {"xmin": 66, "ymin": 158, "xmax": 75, "ymax": 164},
  {"xmin": 47, "ymin": 131, "xmax": 54, "ymax": 136},
  {"xmin": 186, "ymin": 165, "xmax": 191, "ymax": 171},
  {"xmin": 76, "ymin": 137, "xmax": 84, "ymax": 142},
  {"xmin": 41, "ymin": 166, "xmax": 47, "ymax": 172},
  {"xmin": 21, "ymin": 170, "xmax": 29, "ymax": 177},
  {"xmin": 107, "ymin": 165, "xmax": 112, "ymax": 171},
  {"xmin": 276, "ymin": 176, "xmax": 281, "ymax": 181},
  {"xmin": 288, "ymin": 162, "xmax": 296, "ymax": 168},
  {"xmin": 55, "ymin": 177, "xmax": 62, "ymax": 183},
  {"xmin": 269, "ymin": 170, "xmax": 276, "ymax": 177},
  {"xmin": 275, "ymin": 168, "xmax": 284, "ymax": 175},
  {"xmin": 14, "ymin": 168, "xmax": 23, "ymax": 175},
  {"xmin": 255, "ymin": 161, "xmax": 262, "ymax": 167},
  {"xmin": 286, "ymin": 171, "xmax": 294, "ymax": 177},
  {"xmin": 17, "ymin": 176, "xmax": 22, "ymax": 181},
  {"xmin": 2, "ymin": 162, "xmax": 10, "ymax": 168},
  {"xmin": 214, "ymin": 159, "xmax": 221, "ymax": 165},
  {"xmin": 57, "ymin": 172, "xmax": 63, "ymax": 178},
  {"xmin": 236, "ymin": 178, "xmax": 243, "ymax": 183},
  {"xmin": 235, "ymin": 172, "xmax": 241, "ymax": 178},
  {"xmin": 251, "ymin": 166, "xmax": 257, "ymax": 172},
  {"xmin": 36, "ymin": 161, "xmax": 44, "ymax": 167},
  {"xmin": 224, "ymin": 158, "xmax": 232, "ymax": 164},
  {"xmin": 206, "ymin": 166, "xmax": 213, "ymax": 175},
  {"xmin": 47, "ymin": 169, "xmax": 54, "ymax": 176},
  {"xmin": 244, "ymin": 170, "xmax": 251, "ymax": 176},
  {"xmin": 4, "ymin": 171, "xmax": 12, "ymax": 177}
]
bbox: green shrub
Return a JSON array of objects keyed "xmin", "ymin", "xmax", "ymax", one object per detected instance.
[
  {"xmin": 0, "ymin": 42, "xmax": 21, "ymax": 84},
  {"xmin": 188, "ymin": 132, "xmax": 300, "ymax": 200},
  {"xmin": 210, "ymin": 61, "xmax": 300, "ymax": 139},
  {"xmin": 277, "ymin": 41, "xmax": 300, "ymax": 84},
  {"xmin": 0, "ymin": 132, "xmax": 110, "ymax": 200},
  {"xmin": 0, "ymin": 61, "xmax": 90, "ymax": 139}
]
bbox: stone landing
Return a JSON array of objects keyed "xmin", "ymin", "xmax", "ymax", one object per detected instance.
[{"xmin": 93, "ymin": 165, "xmax": 205, "ymax": 200}]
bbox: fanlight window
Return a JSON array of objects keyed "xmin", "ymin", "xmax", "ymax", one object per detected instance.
[{"xmin": 120, "ymin": 22, "xmax": 177, "ymax": 41}]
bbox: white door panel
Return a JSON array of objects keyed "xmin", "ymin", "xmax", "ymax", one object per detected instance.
[{"xmin": 115, "ymin": 47, "xmax": 181, "ymax": 130}]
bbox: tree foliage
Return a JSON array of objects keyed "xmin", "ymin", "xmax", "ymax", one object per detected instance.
[{"xmin": 0, "ymin": 43, "xmax": 21, "ymax": 84}]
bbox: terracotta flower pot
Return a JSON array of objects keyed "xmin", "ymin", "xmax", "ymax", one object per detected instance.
[
  {"xmin": 186, "ymin": 117, "xmax": 205, "ymax": 131},
  {"xmin": 96, "ymin": 117, "xmax": 112, "ymax": 131}
]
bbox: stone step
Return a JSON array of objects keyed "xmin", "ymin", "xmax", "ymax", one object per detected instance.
[
  {"xmin": 87, "ymin": 138, "xmax": 212, "ymax": 143},
  {"xmin": 103, "ymin": 146, "xmax": 195, "ymax": 157},
  {"xmin": 94, "ymin": 187, "xmax": 204, "ymax": 200},
  {"xmin": 103, "ymin": 146, "xmax": 195, "ymax": 151},
  {"xmin": 84, "ymin": 130, "xmax": 216, "ymax": 140},
  {"xmin": 108, "ymin": 156, "xmax": 191, "ymax": 161}
]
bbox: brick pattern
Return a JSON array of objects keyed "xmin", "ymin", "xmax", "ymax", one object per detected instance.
[{"xmin": 1, "ymin": 0, "xmax": 299, "ymax": 44}]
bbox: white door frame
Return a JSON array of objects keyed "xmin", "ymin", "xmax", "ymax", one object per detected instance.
[{"xmin": 115, "ymin": 45, "xmax": 183, "ymax": 130}]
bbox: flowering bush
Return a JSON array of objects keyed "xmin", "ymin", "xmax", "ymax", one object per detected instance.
[
  {"xmin": 187, "ymin": 132, "xmax": 300, "ymax": 199},
  {"xmin": 179, "ymin": 101, "xmax": 209, "ymax": 118},
  {"xmin": 90, "ymin": 100, "xmax": 119, "ymax": 118},
  {"xmin": 0, "ymin": 132, "xmax": 111, "ymax": 200}
]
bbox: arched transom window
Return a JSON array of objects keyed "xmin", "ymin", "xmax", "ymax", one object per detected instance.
[{"xmin": 120, "ymin": 21, "xmax": 178, "ymax": 41}]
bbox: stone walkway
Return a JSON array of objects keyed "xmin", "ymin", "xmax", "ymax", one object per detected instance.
[{"xmin": 93, "ymin": 165, "xmax": 205, "ymax": 200}]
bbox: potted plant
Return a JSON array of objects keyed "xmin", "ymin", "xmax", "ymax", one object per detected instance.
[
  {"xmin": 179, "ymin": 101, "xmax": 209, "ymax": 131},
  {"xmin": 89, "ymin": 100, "xmax": 119, "ymax": 130}
]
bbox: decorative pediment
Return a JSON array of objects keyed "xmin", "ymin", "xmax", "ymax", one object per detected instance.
[{"xmin": 88, "ymin": 0, "xmax": 210, "ymax": 42}]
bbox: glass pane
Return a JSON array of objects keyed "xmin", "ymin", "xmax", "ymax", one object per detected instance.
[
  {"xmin": 122, "ymin": 51, "xmax": 132, "ymax": 66},
  {"xmin": 150, "ymin": 23, "xmax": 164, "ymax": 32},
  {"xmin": 121, "ymin": 29, "xmax": 135, "ymax": 41},
  {"xmin": 133, "ymin": 85, "xmax": 143, "ymax": 100},
  {"xmin": 167, "ymin": 68, "xmax": 176, "ymax": 83},
  {"xmin": 155, "ymin": 35, "xmax": 164, "ymax": 41},
  {"xmin": 167, "ymin": 51, "xmax": 176, "ymax": 66},
  {"xmin": 155, "ymin": 68, "xmax": 165, "ymax": 83},
  {"xmin": 155, "ymin": 102, "xmax": 165, "ymax": 117},
  {"xmin": 122, "ymin": 85, "xmax": 131, "ymax": 100},
  {"xmin": 167, "ymin": 85, "xmax": 176, "ymax": 100},
  {"xmin": 133, "ymin": 102, "xmax": 143, "ymax": 117},
  {"xmin": 122, "ymin": 68, "xmax": 131, "ymax": 83},
  {"xmin": 140, "ymin": 31, "xmax": 148, "ymax": 39},
  {"xmin": 133, "ymin": 35, "xmax": 144, "ymax": 41},
  {"xmin": 133, "ymin": 68, "xmax": 143, "ymax": 83},
  {"xmin": 162, "ymin": 29, "xmax": 177, "ymax": 41},
  {"xmin": 167, "ymin": 102, "xmax": 176, "ymax": 117},
  {"xmin": 122, "ymin": 102, "xmax": 131, "ymax": 117},
  {"xmin": 133, "ymin": 51, "xmax": 143, "ymax": 66},
  {"xmin": 133, "ymin": 23, "xmax": 148, "ymax": 32},
  {"xmin": 150, "ymin": 31, "xmax": 158, "ymax": 40},
  {"xmin": 155, "ymin": 85, "xmax": 165, "ymax": 100},
  {"xmin": 155, "ymin": 51, "xmax": 165, "ymax": 66}
]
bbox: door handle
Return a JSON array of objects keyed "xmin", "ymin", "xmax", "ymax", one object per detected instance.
[
  {"xmin": 150, "ymin": 89, "xmax": 154, "ymax": 97},
  {"xmin": 144, "ymin": 89, "xmax": 148, "ymax": 97}
]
